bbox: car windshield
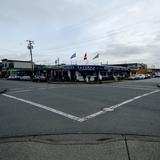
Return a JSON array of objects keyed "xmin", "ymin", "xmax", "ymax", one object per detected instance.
[{"xmin": 0, "ymin": 0, "xmax": 160, "ymax": 160}]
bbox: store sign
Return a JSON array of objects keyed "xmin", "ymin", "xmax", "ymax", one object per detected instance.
[
  {"xmin": 78, "ymin": 66, "xmax": 95, "ymax": 70},
  {"xmin": 64, "ymin": 66, "xmax": 75, "ymax": 70},
  {"xmin": 64, "ymin": 65, "xmax": 127, "ymax": 71}
]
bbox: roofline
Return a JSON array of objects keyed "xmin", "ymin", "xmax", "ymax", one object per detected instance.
[
  {"xmin": 109, "ymin": 63, "xmax": 146, "ymax": 65},
  {"xmin": 1, "ymin": 59, "xmax": 32, "ymax": 63}
]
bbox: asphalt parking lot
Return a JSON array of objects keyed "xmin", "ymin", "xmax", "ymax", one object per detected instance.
[{"xmin": 0, "ymin": 78, "xmax": 160, "ymax": 137}]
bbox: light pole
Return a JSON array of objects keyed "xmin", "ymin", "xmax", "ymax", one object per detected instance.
[{"xmin": 26, "ymin": 40, "xmax": 34, "ymax": 79}]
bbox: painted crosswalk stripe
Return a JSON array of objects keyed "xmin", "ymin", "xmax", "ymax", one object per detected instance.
[
  {"xmin": 2, "ymin": 90, "xmax": 160, "ymax": 123},
  {"xmin": 2, "ymin": 93, "xmax": 82, "ymax": 122},
  {"xmin": 80, "ymin": 90, "xmax": 160, "ymax": 122}
]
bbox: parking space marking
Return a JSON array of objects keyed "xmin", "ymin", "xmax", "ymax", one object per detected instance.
[
  {"xmin": 9, "ymin": 87, "xmax": 50, "ymax": 92},
  {"xmin": 9, "ymin": 89, "xmax": 33, "ymax": 93},
  {"xmin": 38, "ymin": 86, "xmax": 61, "ymax": 90},
  {"xmin": 8, "ymin": 84, "xmax": 111, "ymax": 92},
  {"xmin": 113, "ymin": 84, "xmax": 157, "ymax": 90},
  {"xmin": 9, "ymin": 85, "xmax": 69, "ymax": 92},
  {"xmin": 80, "ymin": 90, "xmax": 160, "ymax": 122},
  {"xmin": 11, "ymin": 87, "xmax": 25, "ymax": 91},
  {"xmin": 37, "ymin": 87, "xmax": 51, "ymax": 90},
  {"xmin": 2, "ymin": 90, "xmax": 160, "ymax": 123},
  {"xmin": 2, "ymin": 93, "xmax": 82, "ymax": 122},
  {"xmin": 108, "ymin": 85, "xmax": 155, "ymax": 91}
]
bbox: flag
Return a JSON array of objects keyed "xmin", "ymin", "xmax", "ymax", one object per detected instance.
[
  {"xmin": 70, "ymin": 53, "xmax": 76, "ymax": 59},
  {"xmin": 84, "ymin": 53, "xmax": 87, "ymax": 60},
  {"xmin": 93, "ymin": 53, "xmax": 99, "ymax": 60}
]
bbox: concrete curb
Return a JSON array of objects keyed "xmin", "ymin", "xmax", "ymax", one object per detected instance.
[
  {"xmin": 47, "ymin": 80, "xmax": 121, "ymax": 84},
  {"xmin": 0, "ymin": 134, "xmax": 159, "ymax": 160},
  {"xmin": 0, "ymin": 89, "xmax": 7, "ymax": 94}
]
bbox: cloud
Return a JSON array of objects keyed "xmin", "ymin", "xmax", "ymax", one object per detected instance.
[
  {"xmin": 103, "ymin": 44, "xmax": 144, "ymax": 57},
  {"xmin": 0, "ymin": 0, "xmax": 160, "ymax": 67},
  {"xmin": 99, "ymin": 39, "xmax": 160, "ymax": 67}
]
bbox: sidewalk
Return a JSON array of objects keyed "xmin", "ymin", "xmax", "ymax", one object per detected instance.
[
  {"xmin": 0, "ymin": 134, "xmax": 159, "ymax": 160},
  {"xmin": 48, "ymin": 80, "xmax": 123, "ymax": 84}
]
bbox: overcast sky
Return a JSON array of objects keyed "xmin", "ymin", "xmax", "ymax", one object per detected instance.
[{"xmin": 0, "ymin": 0, "xmax": 160, "ymax": 67}]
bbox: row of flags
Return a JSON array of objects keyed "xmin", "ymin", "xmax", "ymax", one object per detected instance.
[
  {"xmin": 55, "ymin": 53, "xmax": 100, "ymax": 65},
  {"xmin": 70, "ymin": 53, "xmax": 100, "ymax": 60}
]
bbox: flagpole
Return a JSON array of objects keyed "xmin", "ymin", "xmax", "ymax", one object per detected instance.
[
  {"xmin": 92, "ymin": 53, "xmax": 100, "ymax": 65},
  {"xmin": 75, "ymin": 52, "xmax": 76, "ymax": 65},
  {"xmin": 70, "ymin": 52, "xmax": 76, "ymax": 65},
  {"xmin": 84, "ymin": 53, "xmax": 88, "ymax": 64}
]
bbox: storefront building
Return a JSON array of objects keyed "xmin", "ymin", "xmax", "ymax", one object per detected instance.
[
  {"xmin": 1, "ymin": 59, "xmax": 50, "ymax": 78},
  {"xmin": 1, "ymin": 59, "xmax": 33, "ymax": 77},
  {"xmin": 49, "ymin": 65, "xmax": 129, "ymax": 82},
  {"xmin": 110, "ymin": 63, "xmax": 147, "ymax": 75}
]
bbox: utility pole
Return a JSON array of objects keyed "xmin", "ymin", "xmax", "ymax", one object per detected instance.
[
  {"xmin": 57, "ymin": 57, "xmax": 59, "ymax": 66},
  {"xmin": 26, "ymin": 40, "xmax": 34, "ymax": 79},
  {"xmin": 57, "ymin": 57, "xmax": 60, "ymax": 80}
]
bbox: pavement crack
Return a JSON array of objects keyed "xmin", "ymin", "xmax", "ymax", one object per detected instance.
[{"xmin": 124, "ymin": 136, "xmax": 131, "ymax": 160}]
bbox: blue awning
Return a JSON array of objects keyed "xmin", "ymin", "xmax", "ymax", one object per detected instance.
[{"xmin": 64, "ymin": 65, "xmax": 128, "ymax": 71}]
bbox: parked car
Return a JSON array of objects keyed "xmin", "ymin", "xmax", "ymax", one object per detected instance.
[
  {"xmin": 155, "ymin": 72, "xmax": 160, "ymax": 77},
  {"xmin": 20, "ymin": 76, "xmax": 31, "ymax": 81},
  {"xmin": 145, "ymin": 74, "xmax": 151, "ymax": 79},
  {"xmin": 128, "ymin": 75, "xmax": 137, "ymax": 80},
  {"xmin": 135, "ymin": 74, "xmax": 145, "ymax": 79},
  {"xmin": 32, "ymin": 75, "xmax": 47, "ymax": 82},
  {"xmin": 7, "ymin": 75, "xmax": 20, "ymax": 80},
  {"xmin": 7, "ymin": 76, "xmax": 14, "ymax": 80}
]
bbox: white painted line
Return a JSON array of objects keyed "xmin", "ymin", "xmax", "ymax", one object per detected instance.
[
  {"xmin": 27, "ymin": 86, "xmax": 37, "ymax": 89},
  {"xmin": 10, "ymin": 86, "xmax": 70, "ymax": 92},
  {"xmin": 9, "ymin": 89, "xmax": 33, "ymax": 93},
  {"xmin": 12, "ymin": 86, "xmax": 38, "ymax": 90},
  {"xmin": 80, "ymin": 90, "xmax": 160, "ymax": 122},
  {"xmin": 114, "ymin": 84, "xmax": 157, "ymax": 90},
  {"xmin": 103, "ymin": 108, "xmax": 114, "ymax": 112},
  {"xmin": 11, "ymin": 88, "xmax": 25, "ymax": 91},
  {"xmin": 38, "ymin": 87, "xmax": 49, "ymax": 90},
  {"xmin": 38, "ymin": 86, "xmax": 60, "ymax": 90},
  {"xmin": 109, "ymin": 85, "xmax": 154, "ymax": 91},
  {"xmin": 48, "ymin": 87, "xmax": 58, "ymax": 89},
  {"xmin": 2, "ymin": 93, "xmax": 82, "ymax": 122},
  {"xmin": 2, "ymin": 90, "xmax": 160, "ymax": 123},
  {"xmin": 37, "ymin": 86, "xmax": 65, "ymax": 90},
  {"xmin": 11, "ymin": 86, "xmax": 36, "ymax": 91},
  {"xmin": 79, "ymin": 110, "xmax": 112, "ymax": 122}
]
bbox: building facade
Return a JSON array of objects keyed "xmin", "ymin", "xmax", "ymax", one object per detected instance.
[
  {"xmin": 1, "ymin": 59, "xmax": 33, "ymax": 77},
  {"xmin": 49, "ymin": 65, "xmax": 129, "ymax": 82},
  {"xmin": 110, "ymin": 63, "xmax": 147, "ymax": 75},
  {"xmin": 0, "ymin": 62, "xmax": 2, "ymax": 78},
  {"xmin": 3, "ymin": 59, "xmax": 158, "ymax": 81}
]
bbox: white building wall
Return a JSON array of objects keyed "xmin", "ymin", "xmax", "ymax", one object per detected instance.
[{"xmin": 14, "ymin": 62, "xmax": 32, "ymax": 69}]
